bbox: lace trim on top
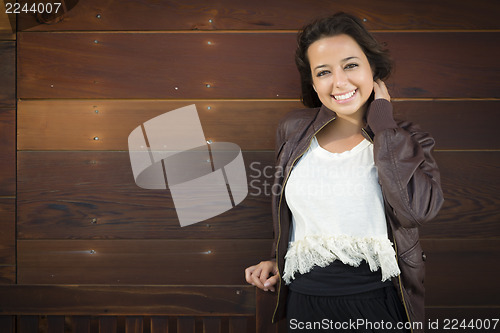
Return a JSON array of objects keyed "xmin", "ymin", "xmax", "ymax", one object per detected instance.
[{"xmin": 283, "ymin": 234, "xmax": 401, "ymax": 284}]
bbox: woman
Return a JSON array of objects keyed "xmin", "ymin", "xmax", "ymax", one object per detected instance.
[{"xmin": 245, "ymin": 12, "xmax": 443, "ymax": 332}]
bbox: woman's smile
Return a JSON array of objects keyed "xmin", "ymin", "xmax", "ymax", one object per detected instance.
[{"xmin": 332, "ymin": 88, "xmax": 358, "ymax": 103}]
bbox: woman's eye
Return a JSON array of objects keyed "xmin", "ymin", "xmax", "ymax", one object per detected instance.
[
  {"xmin": 316, "ymin": 70, "xmax": 330, "ymax": 77},
  {"xmin": 344, "ymin": 63, "xmax": 358, "ymax": 70}
]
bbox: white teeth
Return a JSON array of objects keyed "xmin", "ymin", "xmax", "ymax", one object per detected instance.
[{"xmin": 334, "ymin": 90, "xmax": 356, "ymax": 100}]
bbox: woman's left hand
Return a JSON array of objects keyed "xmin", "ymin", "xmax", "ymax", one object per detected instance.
[{"xmin": 373, "ymin": 79, "xmax": 391, "ymax": 101}]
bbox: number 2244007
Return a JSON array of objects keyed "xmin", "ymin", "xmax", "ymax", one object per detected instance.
[{"xmin": 5, "ymin": 2, "xmax": 62, "ymax": 14}]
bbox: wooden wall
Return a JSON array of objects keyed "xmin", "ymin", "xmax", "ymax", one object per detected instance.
[{"xmin": 1, "ymin": 0, "xmax": 499, "ymax": 332}]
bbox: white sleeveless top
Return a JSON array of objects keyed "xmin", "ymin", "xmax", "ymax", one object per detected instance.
[{"xmin": 283, "ymin": 136, "xmax": 400, "ymax": 284}]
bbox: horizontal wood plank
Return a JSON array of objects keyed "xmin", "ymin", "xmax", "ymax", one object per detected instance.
[
  {"xmin": 0, "ymin": 198, "xmax": 15, "ymax": 284},
  {"xmin": 13, "ymin": 239, "xmax": 500, "ymax": 307},
  {"xmin": 393, "ymin": 100, "xmax": 499, "ymax": 151},
  {"xmin": 17, "ymin": 32, "xmax": 500, "ymax": 99},
  {"xmin": 0, "ymin": 42, "xmax": 15, "ymax": 108},
  {"xmin": 17, "ymin": 100, "xmax": 500, "ymax": 151},
  {"xmin": 420, "ymin": 152, "xmax": 500, "ymax": 239},
  {"xmin": 424, "ymin": 239, "xmax": 500, "ymax": 307},
  {"xmin": 16, "ymin": 0, "xmax": 500, "ymax": 31},
  {"xmin": 17, "ymin": 100, "xmax": 297, "ymax": 151},
  {"xmin": 17, "ymin": 151, "xmax": 499, "ymax": 239},
  {"xmin": 0, "ymin": 285, "xmax": 255, "ymax": 316},
  {"xmin": 0, "ymin": 267, "xmax": 15, "ymax": 284},
  {"xmin": 17, "ymin": 151, "xmax": 274, "ymax": 239},
  {"xmin": 0, "ymin": 108, "xmax": 15, "ymax": 195},
  {"xmin": 17, "ymin": 239, "xmax": 271, "ymax": 284}
]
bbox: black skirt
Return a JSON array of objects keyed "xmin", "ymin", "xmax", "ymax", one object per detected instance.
[{"xmin": 287, "ymin": 286, "xmax": 410, "ymax": 332}]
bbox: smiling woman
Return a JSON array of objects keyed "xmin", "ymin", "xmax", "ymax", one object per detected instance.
[
  {"xmin": 245, "ymin": 12, "xmax": 444, "ymax": 333},
  {"xmin": 309, "ymin": 35, "xmax": 376, "ymax": 120}
]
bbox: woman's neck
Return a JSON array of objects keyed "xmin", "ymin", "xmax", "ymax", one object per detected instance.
[
  {"xmin": 331, "ymin": 115, "xmax": 363, "ymax": 138},
  {"xmin": 316, "ymin": 112, "xmax": 366, "ymax": 153}
]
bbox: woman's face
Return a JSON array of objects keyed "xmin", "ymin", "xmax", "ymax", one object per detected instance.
[{"xmin": 308, "ymin": 34, "xmax": 374, "ymax": 120}]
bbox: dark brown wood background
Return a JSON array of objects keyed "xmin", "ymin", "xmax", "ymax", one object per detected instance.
[{"xmin": 0, "ymin": 0, "xmax": 499, "ymax": 332}]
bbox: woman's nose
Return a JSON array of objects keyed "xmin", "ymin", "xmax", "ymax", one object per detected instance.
[{"xmin": 334, "ymin": 69, "xmax": 348, "ymax": 88}]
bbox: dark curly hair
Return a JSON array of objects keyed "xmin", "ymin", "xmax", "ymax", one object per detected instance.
[{"xmin": 295, "ymin": 12, "xmax": 393, "ymax": 107}]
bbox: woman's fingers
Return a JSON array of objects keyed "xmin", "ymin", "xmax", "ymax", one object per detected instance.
[
  {"xmin": 373, "ymin": 79, "xmax": 391, "ymax": 101},
  {"xmin": 251, "ymin": 266, "xmax": 267, "ymax": 290},
  {"xmin": 244, "ymin": 265, "xmax": 256, "ymax": 285},
  {"xmin": 245, "ymin": 261, "xmax": 278, "ymax": 292},
  {"xmin": 245, "ymin": 264, "xmax": 264, "ymax": 288},
  {"xmin": 264, "ymin": 274, "xmax": 279, "ymax": 292}
]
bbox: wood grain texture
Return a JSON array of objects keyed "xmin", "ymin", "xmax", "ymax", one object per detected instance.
[
  {"xmin": 0, "ymin": 6, "xmax": 15, "ymax": 40},
  {"xmin": 0, "ymin": 42, "xmax": 15, "ymax": 108},
  {"xmin": 17, "ymin": 99, "xmax": 500, "ymax": 151},
  {"xmin": 17, "ymin": 100, "xmax": 298, "ymax": 151},
  {"xmin": 0, "ymin": 267, "xmax": 15, "ymax": 284},
  {"xmin": 0, "ymin": 198, "xmax": 15, "ymax": 284},
  {"xmin": 392, "ymin": 100, "xmax": 499, "ymax": 151},
  {"xmin": 424, "ymin": 240, "xmax": 500, "ymax": 307},
  {"xmin": 17, "ymin": 32, "xmax": 500, "ymax": 99},
  {"xmin": 17, "ymin": 151, "xmax": 274, "ymax": 239},
  {"xmin": 10, "ymin": 239, "xmax": 500, "ymax": 308},
  {"xmin": 0, "ymin": 285, "xmax": 255, "ymax": 315},
  {"xmin": 151, "ymin": 317, "xmax": 168, "ymax": 333},
  {"xmin": 17, "ymin": 151, "xmax": 499, "ymax": 239},
  {"xmin": 17, "ymin": 239, "xmax": 271, "ymax": 284},
  {"xmin": 256, "ymin": 288, "xmax": 280, "ymax": 333},
  {"xmin": 16, "ymin": 0, "xmax": 500, "ymax": 31},
  {"xmin": 126, "ymin": 316, "xmax": 143, "ymax": 333},
  {"xmin": 0, "ymin": 108, "xmax": 15, "ymax": 195},
  {"xmin": 420, "ymin": 152, "xmax": 500, "ymax": 239}
]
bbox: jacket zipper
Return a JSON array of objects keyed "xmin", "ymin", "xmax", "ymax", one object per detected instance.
[
  {"xmin": 272, "ymin": 117, "xmax": 335, "ymax": 322},
  {"xmin": 361, "ymin": 127, "xmax": 373, "ymax": 143}
]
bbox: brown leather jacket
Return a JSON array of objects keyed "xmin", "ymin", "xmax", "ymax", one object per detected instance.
[{"xmin": 270, "ymin": 99, "xmax": 444, "ymax": 333}]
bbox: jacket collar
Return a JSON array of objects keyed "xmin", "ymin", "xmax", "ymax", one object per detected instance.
[
  {"xmin": 312, "ymin": 104, "xmax": 375, "ymax": 141},
  {"xmin": 312, "ymin": 104, "xmax": 336, "ymax": 133}
]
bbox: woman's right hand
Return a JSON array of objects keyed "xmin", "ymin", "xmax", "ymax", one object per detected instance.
[{"xmin": 245, "ymin": 260, "xmax": 279, "ymax": 292}]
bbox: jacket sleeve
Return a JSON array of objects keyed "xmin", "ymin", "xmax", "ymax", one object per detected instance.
[
  {"xmin": 269, "ymin": 117, "xmax": 287, "ymax": 259},
  {"xmin": 367, "ymin": 99, "xmax": 444, "ymax": 228}
]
